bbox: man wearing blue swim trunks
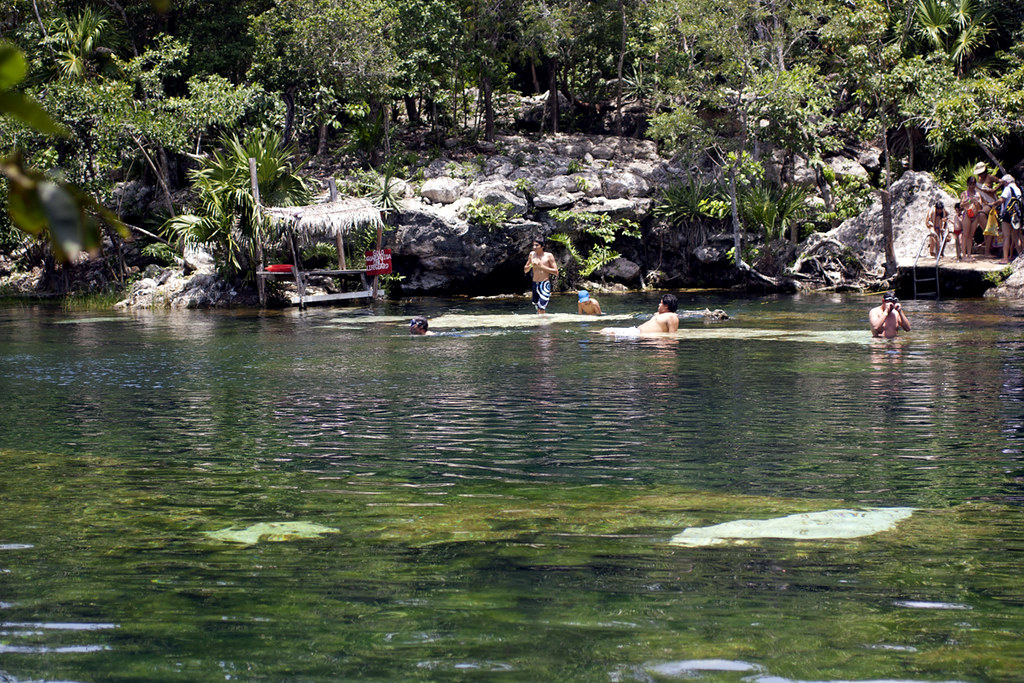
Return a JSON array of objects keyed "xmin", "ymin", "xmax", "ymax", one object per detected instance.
[{"xmin": 524, "ymin": 237, "xmax": 559, "ymax": 314}]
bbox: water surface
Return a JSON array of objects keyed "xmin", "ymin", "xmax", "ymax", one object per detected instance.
[{"xmin": 1, "ymin": 292, "xmax": 1023, "ymax": 681}]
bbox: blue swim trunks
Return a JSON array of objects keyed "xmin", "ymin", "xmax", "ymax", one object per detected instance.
[{"xmin": 532, "ymin": 280, "xmax": 552, "ymax": 311}]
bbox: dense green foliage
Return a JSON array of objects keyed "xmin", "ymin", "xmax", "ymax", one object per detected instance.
[{"xmin": 2, "ymin": 0, "xmax": 1024, "ymax": 278}]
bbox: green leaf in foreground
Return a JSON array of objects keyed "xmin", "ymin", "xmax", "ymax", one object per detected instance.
[
  {"xmin": 0, "ymin": 90, "xmax": 69, "ymax": 136},
  {"xmin": 0, "ymin": 43, "xmax": 27, "ymax": 90}
]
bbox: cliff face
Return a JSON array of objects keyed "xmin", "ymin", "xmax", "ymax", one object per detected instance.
[
  {"xmin": 99, "ymin": 134, "xmax": 1018, "ymax": 306},
  {"xmin": 382, "ymin": 132, "xmax": 878, "ymax": 296}
]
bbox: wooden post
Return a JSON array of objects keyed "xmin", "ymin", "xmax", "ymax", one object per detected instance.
[
  {"xmin": 328, "ymin": 178, "xmax": 347, "ymax": 269},
  {"xmin": 372, "ymin": 222, "xmax": 383, "ymax": 300},
  {"xmin": 290, "ymin": 230, "xmax": 305, "ymax": 309},
  {"xmin": 249, "ymin": 158, "xmax": 266, "ymax": 306}
]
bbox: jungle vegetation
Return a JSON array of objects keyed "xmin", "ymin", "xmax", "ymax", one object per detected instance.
[{"xmin": 2, "ymin": 0, "xmax": 1024, "ymax": 287}]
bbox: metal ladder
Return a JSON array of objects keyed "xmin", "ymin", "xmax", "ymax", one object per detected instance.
[{"xmin": 912, "ymin": 232, "xmax": 949, "ymax": 300}]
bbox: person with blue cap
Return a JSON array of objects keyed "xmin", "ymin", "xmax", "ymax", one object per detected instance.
[{"xmin": 577, "ymin": 289, "xmax": 602, "ymax": 315}]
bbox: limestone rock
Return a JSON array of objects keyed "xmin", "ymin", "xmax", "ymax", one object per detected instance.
[
  {"xmin": 985, "ymin": 256, "xmax": 1024, "ymax": 298},
  {"xmin": 421, "ymin": 177, "xmax": 465, "ymax": 204},
  {"xmin": 826, "ymin": 155, "xmax": 869, "ymax": 181},
  {"xmin": 596, "ymin": 257, "xmax": 642, "ymax": 284},
  {"xmin": 806, "ymin": 171, "xmax": 956, "ymax": 276},
  {"xmin": 789, "ymin": 155, "xmax": 817, "ymax": 186},
  {"xmin": 533, "ymin": 192, "xmax": 577, "ymax": 210},
  {"xmin": 602, "ymin": 171, "xmax": 651, "ymax": 199},
  {"xmin": 470, "ymin": 180, "xmax": 528, "ymax": 216}
]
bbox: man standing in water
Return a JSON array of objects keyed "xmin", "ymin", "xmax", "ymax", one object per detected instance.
[
  {"xmin": 869, "ymin": 291, "xmax": 911, "ymax": 338},
  {"xmin": 524, "ymin": 237, "xmax": 558, "ymax": 314}
]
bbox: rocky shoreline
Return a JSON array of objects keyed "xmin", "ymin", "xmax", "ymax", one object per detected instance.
[{"xmin": 3, "ymin": 131, "xmax": 1021, "ymax": 307}]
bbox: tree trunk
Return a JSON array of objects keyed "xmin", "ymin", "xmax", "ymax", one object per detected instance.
[
  {"xmin": 132, "ymin": 136, "xmax": 175, "ymax": 218},
  {"xmin": 815, "ymin": 165, "xmax": 836, "ymax": 230},
  {"xmin": 548, "ymin": 57, "xmax": 559, "ymax": 135},
  {"xmin": 482, "ymin": 73, "xmax": 494, "ymax": 142},
  {"xmin": 404, "ymin": 95, "xmax": 420, "ymax": 125},
  {"xmin": 100, "ymin": 0, "xmax": 138, "ymax": 56},
  {"xmin": 31, "ymin": 0, "xmax": 48, "ymax": 40},
  {"xmin": 972, "ymin": 134, "xmax": 1008, "ymax": 175},
  {"xmin": 616, "ymin": 0, "xmax": 626, "ymax": 137},
  {"xmin": 881, "ymin": 118, "xmax": 897, "ymax": 277},
  {"xmin": 317, "ymin": 120, "xmax": 328, "ymax": 157},
  {"xmin": 429, "ymin": 97, "xmax": 441, "ymax": 145},
  {"xmin": 906, "ymin": 127, "xmax": 914, "ymax": 170},
  {"xmin": 729, "ymin": 165, "xmax": 742, "ymax": 267},
  {"xmin": 282, "ymin": 92, "xmax": 295, "ymax": 147}
]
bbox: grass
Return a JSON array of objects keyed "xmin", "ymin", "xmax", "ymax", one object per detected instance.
[{"xmin": 60, "ymin": 289, "xmax": 127, "ymax": 312}]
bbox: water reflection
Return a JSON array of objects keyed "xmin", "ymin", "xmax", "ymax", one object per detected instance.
[{"xmin": 2, "ymin": 296, "xmax": 1024, "ymax": 681}]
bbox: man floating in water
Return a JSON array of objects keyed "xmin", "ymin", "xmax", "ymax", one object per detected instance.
[
  {"xmin": 524, "ymin": 237, "xmax": 558, "ymax": 314},
  {"xmin": 600, "ymin": 294, "xmax": 679, "ymax": 336},
  {"xmin": 869, "ymin": 291, "xmax": 911, "ymax": 338}
]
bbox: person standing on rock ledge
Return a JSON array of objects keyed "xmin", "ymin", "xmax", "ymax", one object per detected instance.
[
  {"xmin": 869, "ymin": 291, "xmax": 911, "ymax": 339},
  {"xmin": 524, "ymin": 237, "xmax": 558, "ymax": 314}
]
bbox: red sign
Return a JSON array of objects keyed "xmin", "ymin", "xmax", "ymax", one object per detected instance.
[{"xmin": 365, "ymin": 249, "xmax": 392, "ymax": 276}]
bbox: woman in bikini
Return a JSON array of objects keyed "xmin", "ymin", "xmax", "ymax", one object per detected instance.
[
  {"xmin": 960, "ymin": 176, "xmax": 983, "ymax": 260},
  {"xmin": 975, "ymin": 163, "xmax": 1003, "ymax": 257}
]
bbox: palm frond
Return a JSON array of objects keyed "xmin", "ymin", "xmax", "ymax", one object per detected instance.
[{"xmin": 915, "ymin": 0, "xmax": 952, "ymax": 50}]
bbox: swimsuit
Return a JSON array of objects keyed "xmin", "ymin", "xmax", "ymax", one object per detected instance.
[
  {"xmin": 532, "ymin": 279, "xmax": 552, "ymax": 311},
  {"xmin": 601, "ymin": 326, "xmax": 640, "ymax": 338}
]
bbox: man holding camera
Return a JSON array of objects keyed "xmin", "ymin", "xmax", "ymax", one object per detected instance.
[{"xmin": 869, "ymin": 291, "xmax": 911, "ymax": 338}]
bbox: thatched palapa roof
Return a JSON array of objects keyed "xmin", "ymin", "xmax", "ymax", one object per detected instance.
[{"xmin": 263, "ymin": 198, "xmax": 383, "ymax": 240}]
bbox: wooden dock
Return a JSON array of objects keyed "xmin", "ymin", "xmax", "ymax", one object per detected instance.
[
  {"xmin": 898, "ymin": 252, "xmax": 1013, "ymax": 299},
  {"xmin": 257, "ymin": 267, "xmax": 374, "ymax": 308}
]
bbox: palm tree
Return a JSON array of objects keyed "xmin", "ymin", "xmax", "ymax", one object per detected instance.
[
  {"xmin": 914, "ymin": 0, "xmax": 992, "ymax": 76},
  {"xmin": 44, "ymin": 8, "xmax": 121, "ymax": 81},
  {"xmin": 163, "ymin": 131, "xmax": 311, "ymax": 277}
]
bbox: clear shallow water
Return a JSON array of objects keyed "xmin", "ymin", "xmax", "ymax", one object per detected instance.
[{"xmin": 1, "ymin": 292, "xmax": 1023, "ymax": 682}]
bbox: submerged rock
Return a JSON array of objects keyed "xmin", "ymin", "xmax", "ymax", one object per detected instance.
[
  {"xmin": 203, "ymin": 521, "xmax": 339, "ymax": 545},
  {"xmin": 668, "ymin": 507, "xmax": 915, "ymax": 547}
]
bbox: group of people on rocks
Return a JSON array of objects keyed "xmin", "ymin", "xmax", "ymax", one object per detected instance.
[{"xmin": 928, "ymin": 162, "xmax": 1023, "ymax": 264}]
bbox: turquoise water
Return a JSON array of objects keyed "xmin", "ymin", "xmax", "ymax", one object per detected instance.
[{"xmin": 1, "ymin": 292, "xmax": 1023, "ymax": 681}]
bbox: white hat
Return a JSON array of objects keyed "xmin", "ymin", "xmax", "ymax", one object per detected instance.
[
  {"xmin": 973, "ymin": 161, "xmax": 987, "ymax": 174},
  {"xmin": 1002, "ymin": 174, "xmax": 1015, "ymax": 184}
]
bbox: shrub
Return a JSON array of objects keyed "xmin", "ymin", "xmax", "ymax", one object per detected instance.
[
  {"xmin": 548, "ymin": 209, "xmax": 641, "ymax": 281},
  {"xmin": 463, "ymin": 199, "xmax": 515, "ymax": 231}
]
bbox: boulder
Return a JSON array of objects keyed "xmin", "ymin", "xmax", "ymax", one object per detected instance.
[
  {"xmin": 596, "ymin": 257, "xmax": 642, "ymax": 284},
  {"xmin": 578, "ymin": 197, "xmax": 650, "ymax": 221},
  {"xmin": 789, "ymin": 155, "xmax": 817, "ymax": 186},
  {"xmin": 533, "ymin": 192, "xmax": 577, "ymax": 210},
  {"xmin": 602, "ymin": 171, "xmax": 650, "ymax": 199},
  {"xmin": 470, "ymin": 180, "xmax": 529, "ymax": 216},
  {"xmin": 853, "ymin": 144, "xmax": 883, "ymax": 172},
  {"xmin": 806, "ymin": 170, "xmax": 957, "ymax": 275},
  {"xmin": 826, "ymin": 155, "xmax": 870, "ymax": 182},
  {"xmin": 541, "ymin": 176, "xmax": 582, "ymax": 194},
  {"xmin": 391, "ymin": 203, "xmax": 543, "ymax": 294},
  {"xmin": 985, "ymin": 256, "xmax": 1024, "ymax": 298},
  {"xmin": 421, "ymin": 177, "xmax": 465, "ymax": 204}
]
